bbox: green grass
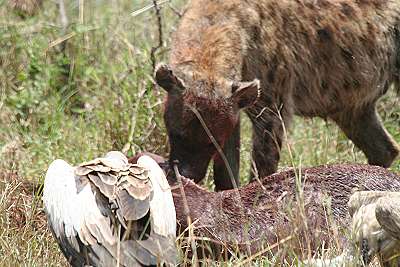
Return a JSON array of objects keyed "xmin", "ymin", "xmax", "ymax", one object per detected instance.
[{"xmin": 0, "ymin": 0, "xmax": 399, "ymax": 265}]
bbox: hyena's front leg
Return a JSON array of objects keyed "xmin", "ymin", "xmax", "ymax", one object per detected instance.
[
  {"xmin": 331, "ymin": 105, "xmax": 399, "ymax": 168},
  {"xmin": 213, "ymin": 121, "xmax": 241, "ymax": 191},
  {"xmin": 247, "ymin": 104, "xmax": 290, "ymax": 178}
]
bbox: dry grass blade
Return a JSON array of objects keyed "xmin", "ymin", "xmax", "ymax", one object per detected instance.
[
  {"xmin": 130, "ymin": 0, "xmax": 170, "ymax": 17},
  {"xmin": 46, "ymin": 32, "xmax": 76, "ymax": 52},
  {"xmin": 236, "ymin": 234, "xmax": 294, "ymax": 266},
  {"xmin": 0, "ymin": 169, "xmax": 66, "ymax": 265},
  {"xmin": 189, "ymin": 106, "xmax": 238, "ymax": 189},
  {"xmin": 173, "ymin": 162, "xmax": 199, "ymax": 266}
]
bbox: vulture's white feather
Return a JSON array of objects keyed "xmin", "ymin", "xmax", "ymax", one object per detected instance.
[
  {"xmin": 43, "ymin": 159, "xmax": 83, "ymax": 238},
  {"xmin": 43, "ymin": 159, "xmax": 115, "ymax": 245},
  {"xmin": 137, "ymin": 155, "xmax": 176, "ymax": 237}
]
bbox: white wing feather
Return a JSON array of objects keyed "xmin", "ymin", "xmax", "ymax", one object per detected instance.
[
  {"xmin": 43, "ymin": 159, "xmax": 115, "ymax": 245},
  {"xmin": 137, "ymin": 155, "xmax": 176, "ymax": 237}
]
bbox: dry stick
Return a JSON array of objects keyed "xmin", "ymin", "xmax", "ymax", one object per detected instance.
[
  {"xmin": 189, "ymin": 106, "xmax": 252, "ymax": 255},
  {"xmin": 47, "ymin": 32, "xmax": 76, "ymax": 51},
  {"xmin": 130, "ymin": 0, "xmax": 170, "ymax": 17},
  {"xmin": 0, "ymin": 85, "xmax": 5, "ymax": 112},
  {"xmin": 251, "ymin": 106, "xmax": 281, "ymax": 181},
  {"xmin": 173, "ymin": 162, "xmax": 199, "ymax": 267},
  {"xmin": 251, "ymin": 158, "xmax": 266, "ymax": 191},
  {"xmin": 168, "ymin": 3, "xmax": 182, "ymax": 18},
  {"xmin": 150, "ymin": 0, "xmax": 164, "ymax": 73}
]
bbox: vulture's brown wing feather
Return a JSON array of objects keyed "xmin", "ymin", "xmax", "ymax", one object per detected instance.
[
  {"xmin": 116, "ymin": 189, "xmax": 151, "ymax": 221},
  {"xmin": 98, "ymin": 172, "xmax": 118, "ymax": 185},
  {"xmin": 137, "ymin": 234, "xmax": 178, "ymax": 265},
  {"xmin": 121, "ymin": 180, "xmax": 152, "ymax": 200},
  {"xmin": 88, "ymin": 173, "xmax": 115, "ymax": 198},
  {"xmin": 121, "ymin": 240, "xmax": 160, "ymax": 266}
]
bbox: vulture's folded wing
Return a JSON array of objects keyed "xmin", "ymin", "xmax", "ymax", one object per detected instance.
[{"xmin": 43, "ymin": 152, "xmax": 177, "ymax": 267}]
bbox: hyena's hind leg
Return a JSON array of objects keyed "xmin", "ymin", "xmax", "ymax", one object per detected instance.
[{"xmin": 331, "ymin": 105, "xmax": 399, "ymax": 168}]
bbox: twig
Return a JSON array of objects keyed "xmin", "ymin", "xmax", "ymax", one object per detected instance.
[
  {"xmin": 168, "ymin": 3, "xmax": 182, "ymax": 17},
  {"xmin": 150, "ymin": 0, "xmax": 164, "ymax": 73},
  {"xmin": 130, "ymin": 0, "xmax": 169, "ymax": 17},
  {"xmin": 0, "ymin": 86, "xmax": 5, "ymax": 112},
  {"xmin": 251, "ymin": 159, "xmax": 266, "ymax": 190},
  {"xmin": 46, "ymin": 32, "xmax": 76, "ymax": 52}
]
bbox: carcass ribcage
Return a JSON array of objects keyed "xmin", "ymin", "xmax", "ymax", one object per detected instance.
[{"xmin": 43, "ymin": 151, "xmax": 177, "ymax": 267}]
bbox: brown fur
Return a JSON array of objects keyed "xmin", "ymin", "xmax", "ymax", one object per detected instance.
[
  {"xmin": 129, "ymin": 153, "xmax": 400, "ymax": 260},
  {"xmin": 8, "ymin": 0, "xmax": 42, "ymax": 17},
  {"xmin": 172, "ymin": 165, "xmax": 400, "ymax": 259},
  {"xmin": 156, "ymin": 0, "xmax": 400, "ymax": 190}
]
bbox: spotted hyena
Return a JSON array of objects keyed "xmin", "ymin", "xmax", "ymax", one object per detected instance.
[{"xmin": 155, "ymin": 0, "xmax": 400, "ymax": 190}]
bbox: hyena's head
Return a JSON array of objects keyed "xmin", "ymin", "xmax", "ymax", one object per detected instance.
[{"xmin": 155, "ymin": 64, "xmax": 260, "ymax": 182}]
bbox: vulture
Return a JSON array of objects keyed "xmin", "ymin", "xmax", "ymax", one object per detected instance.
[{"xmin": 43, "ymin": 151, "xmax": 177, "ymax": 267}]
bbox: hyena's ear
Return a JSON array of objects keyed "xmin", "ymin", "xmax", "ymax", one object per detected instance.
[
  {"xmin": 230, "ymin": 79, "xmax": 260, "ymax": 108},
  {"xmin": 154, "ymin": 63, "xmax": 185, "ymax": 94}
]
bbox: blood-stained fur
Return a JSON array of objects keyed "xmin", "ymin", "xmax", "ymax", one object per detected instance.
[{"xmin": 156, "ymin": 0, "xmax": 400, "ymax": 190}]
